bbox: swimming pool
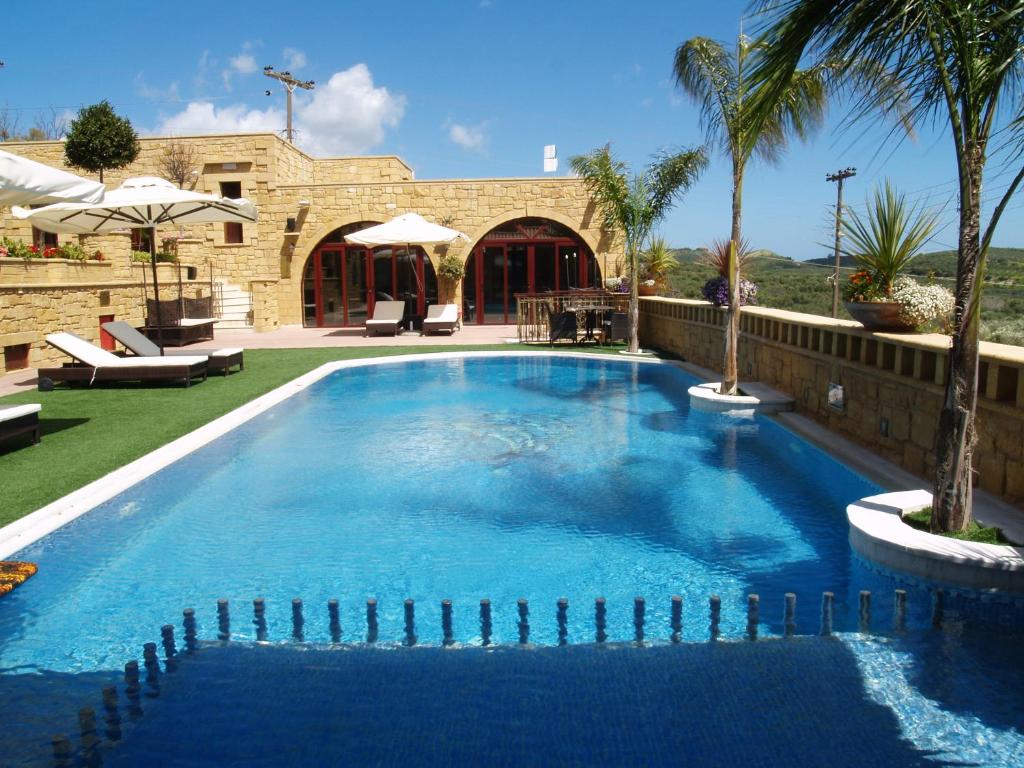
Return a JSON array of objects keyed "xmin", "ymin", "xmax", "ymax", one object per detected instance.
[{"xmin": 1, "ymin": 354, "xmax": 1022, "ymax": 765}]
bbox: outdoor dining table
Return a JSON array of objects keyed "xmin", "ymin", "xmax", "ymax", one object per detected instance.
[{"xmin": 564, "ymin": 305, "xmax": 613, "ymax": 343}]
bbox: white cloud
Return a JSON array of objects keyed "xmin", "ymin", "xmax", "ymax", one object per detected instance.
[
  {"xmin": 156, "ymin": 101, "xmax": 284, "ymax": 136},
  {"xmin": 294, "ymin": 64, "xmax": 405, "ymax": 155},
  {"xmin": 135, "ymin": 73, "xmax": 181, "ymax": 102},
  {"xmin": 283, "ymin": 47, "xmax": 307, "ymax": 71},
  {"xmin": 230, "ymin": 52, "xmax": 258, "ymax": 75},
  {"xmin": 154, "ymin": 64, "xmax": 405, "ymax": 156},
  {"xmin": 448, "ymin": 121, "xmax": 488, "ymax": 151}
]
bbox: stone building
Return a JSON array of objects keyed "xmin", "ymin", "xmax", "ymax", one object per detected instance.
[{"xmin": 0, "ymin": 133, "xmax": 622, "ymax": 368}]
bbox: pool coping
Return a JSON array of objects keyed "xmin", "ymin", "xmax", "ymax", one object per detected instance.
[
  {"xmin": 0, "ymin": 351, "xmax": 674, "ymax": 560},
  {"xmin": 847, "ymin": 490, "xmax": 1024, "ymax": 594}
]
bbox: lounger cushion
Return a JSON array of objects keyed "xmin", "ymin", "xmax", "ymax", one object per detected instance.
[
  {"xmin": 102, "ymin": 321, "xmax": 161, "ymax": 356},
  {"xmin": 177, "ymin": 318, "xmax": 216, "ymax": 327},
  {"xmin": 0, "ymin": 404, "xmax": 41, "ymax": 421},
  {"xmin": 46, "ymin": 333, "xmax": 206, "ymax": 368},
  {"xmin": 208, "ymin": 347, "xmax": 244, "ymax": 359},
  {"xmin": 424, "ymin": 304, "xmax": 459, "ymax": 323}
]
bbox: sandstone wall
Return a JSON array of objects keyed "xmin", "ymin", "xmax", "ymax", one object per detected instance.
[{"xmin": 639, "ymin": 297, "xmax": 1024, "ymax": 505}]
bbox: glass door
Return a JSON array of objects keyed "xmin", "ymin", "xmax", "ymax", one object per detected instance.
[
  {"xmin": 482, "ymin": 245, "xmax": 506, "ymax": 323},
  {"xmin": 507, "ymin": 244, "xmax": 529, "ymax": 322},
  {"xmin": 320, "ymin": 250, "xmax": 344, "ymax": 326},
  {"xmin": 345, "ymin": 248, "xmax": 368, "ymax": 326}
]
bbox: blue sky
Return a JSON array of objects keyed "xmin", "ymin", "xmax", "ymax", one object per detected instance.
[{"xmin": 2, "ymin": 0, "xmax": 1021, "ymax": 259}]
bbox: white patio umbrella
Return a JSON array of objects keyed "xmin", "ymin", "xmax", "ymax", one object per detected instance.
[
  {"xmin": 14, "ymin": 176, "xmax": 258, "ymax": 352},
  {"xmin": 0, "ymin": 149, "xmax": 105, "ymax": 207},
  {"xmin": 343, "ymin": 213, "xmax": 470, "ymax": 248}
]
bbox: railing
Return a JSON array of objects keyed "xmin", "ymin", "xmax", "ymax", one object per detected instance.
[
  {"xmin": 211, "ymin": 282, "xmax": 225, "ymax": 318},
  {"xmin": 515, "ymin": 291, "xmax": 629, "ymax": 342}
]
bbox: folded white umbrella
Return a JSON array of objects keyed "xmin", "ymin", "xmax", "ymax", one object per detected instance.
[
  {"xmin": 344, "ymin": 213, "xmax": 469, "ymax": 247},
  {"xmin": 0, "ymin": 149, "xmax": 105, "ymax": 207},
  {"xmin": 14, "ymin": 176, "xmax": 258, "ymax": 352}
]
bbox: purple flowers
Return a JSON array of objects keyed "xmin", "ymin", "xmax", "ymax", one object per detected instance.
[{"xmin": 701, "ymin": 276, "xmax": 758, "ymax": 307}]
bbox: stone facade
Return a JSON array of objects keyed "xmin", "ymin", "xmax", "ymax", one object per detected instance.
[
  {"xmin": 639, "ymin": 297, "xmax": 1024, "ymax": 505},
  {"xmin": 0, "ymin": 133, "xmax": 621, "ymax": 348}
]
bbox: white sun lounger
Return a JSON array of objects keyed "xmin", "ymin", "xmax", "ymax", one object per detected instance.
[
  {"xmin": 421, "ymin": 304, "xmax": 460, "ymax": 335},
  {"xmin": 102, "ymin": 321, "xmax": 243, "ymax": 375},
  {"xmin": 0, "ymin": 403, "xmax": 41, "ymax": 446},
  {"xmin": 40, "ymin": 332, "xmax": 208, "ymax": 387},
  {"xmin": 364, "ymin": 300, "xmax": 406, "ymax": 337}
]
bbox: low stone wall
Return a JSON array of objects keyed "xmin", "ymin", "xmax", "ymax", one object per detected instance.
[
  {"xmin": 639, "ymin": 297, "xmax": 1024, "ymax": 505},
  {"xmin": 0, "ymin": 282, "xmax": 206, "ymax": 370}
]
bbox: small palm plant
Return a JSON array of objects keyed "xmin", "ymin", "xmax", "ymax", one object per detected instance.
[
  {"xmin": 640, "ymin": 236, "xmax": 677, "ymax": 285},
  {"xmin": 843, "ymin": 180, "xmax": 939, "ymax": 298}
]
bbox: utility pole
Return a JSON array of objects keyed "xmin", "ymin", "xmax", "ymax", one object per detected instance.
[
  {"xmin": 826, "ymin": 167, "xmax": 856, "ymax": 318},
  {"xmin": 263, "ymin": 66, "xmax": 315, "ymax": 143}
]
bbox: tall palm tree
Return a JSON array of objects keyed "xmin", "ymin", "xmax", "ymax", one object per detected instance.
[
  {"xmin": 570, "ymin": 144, "xmax": 707, "ymax": 353},
  {"xmin": 750, "ymin": 0, "xmax": 1024, "ymax": 533},
  {"xmin": 674, "ymin": 34, "xmax": 829, "ymax": 396}
]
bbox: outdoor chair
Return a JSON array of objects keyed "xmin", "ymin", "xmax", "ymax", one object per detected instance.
[
  {"xmin": 40, "ymin": 332, "xmax": 208, "ymax": 388},
  {"xmin": 102, "ymin": 321, "xmax": 243, "ymax": 375},
  {"xmin": 421, "ymin": 304, "xmax": 460, "ymax": 335},
  {"xmin": 0, "ymin": 403, "xmax": 41, "ymax": 447},
  {"xmin": 364, "ymin": 300, "xmax": 406, "ymax": 336},
  {"xmin": 602, "ymin": 312, "xmax": 630, "ymax": 344},
  {"xmin": 548, "ymin": 310, "xmax": 578, "ymax": 345},
  {"xmin": 144, "ymin": 298, "xmax": 217, "ymax": 346}
]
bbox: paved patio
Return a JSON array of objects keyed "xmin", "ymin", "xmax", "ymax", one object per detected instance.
[{"xmin": 0, "ymin": 325, "xmax": 521, "ymax": 397}]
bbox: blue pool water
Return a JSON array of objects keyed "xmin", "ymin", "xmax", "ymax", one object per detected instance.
[{"xmin": 1, "ymin": 355, "xmax": 1022, "ymax": 766}]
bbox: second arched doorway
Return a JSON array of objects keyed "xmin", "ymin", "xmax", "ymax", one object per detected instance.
[
  {"xmin": 463, "ymin": 217, "xmax": 599, "ymax": 324},
  {"xmin": 302, "ymin": 221, "xmax": 439, "ymax": 328}
]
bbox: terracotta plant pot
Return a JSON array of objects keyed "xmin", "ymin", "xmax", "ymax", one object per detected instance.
[
  {"xmin": 638, "ymin": 283, "xmax": 658, "ymax": 297},
  {"xmin": 844, "ymin": 301, "xmax": 916, "ymax": 332}
]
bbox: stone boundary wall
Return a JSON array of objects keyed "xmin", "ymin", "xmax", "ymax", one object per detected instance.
[
  {"xmin": 639, "ymin": 297, "xmax": 1024, "ymax": 505},
  {"xmin": 1, "ymin": 282, "xmax": 207, "ymax": 369}
]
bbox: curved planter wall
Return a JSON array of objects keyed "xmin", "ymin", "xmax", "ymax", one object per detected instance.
[{"xmin": 847, "ymin": 490, "xmax": 1024, "ymax": 594}]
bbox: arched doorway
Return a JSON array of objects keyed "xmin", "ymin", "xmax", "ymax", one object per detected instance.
[
  {"xmin": 463, "ymin": 218, "xmax": 599, "ymax": 324},
  {"xmin": 302, "ymin": 222, "xmax": 439, "ymax": 327}
]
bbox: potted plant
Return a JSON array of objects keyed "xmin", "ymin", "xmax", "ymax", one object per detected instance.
[
  {"xmin": 436, "ymin": 252, "xmax": 466, "ymax": 305},
  {"xmin": 842, "ymin": 181, "xmax": 939, "ymax": 331},
  {"xmin": 700, "ymin": 238, "xmax": 758, "ymax": 307},
  {"xmin": 639, "ymin": 235, "xmax": 676, "ymax": 295}
]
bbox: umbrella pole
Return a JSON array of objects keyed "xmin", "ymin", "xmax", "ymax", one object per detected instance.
[{"xmin": 149, "ymin": 227, "xmax": 164, "ymax": 355}]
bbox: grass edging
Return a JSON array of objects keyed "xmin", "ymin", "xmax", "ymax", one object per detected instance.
[{"xmin": 901, "ymin": 507, "xmax": 1011, "ymax": 545}]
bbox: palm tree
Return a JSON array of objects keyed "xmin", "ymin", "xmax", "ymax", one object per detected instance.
[
  {"xmin": 570, "ymin": 144, "xmax": 707, "ymax": 353},
  {"xmin": 750, "ymin": 0, "xmax": 1024, "ymax": 533},
  {"xmin": 674, "ymin": 35, "xmax": 829, "ymax": 396}
]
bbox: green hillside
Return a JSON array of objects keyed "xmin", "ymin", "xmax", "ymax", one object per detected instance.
[{"xmin": 662, "ymin": 247, "xmax": 1024, "ymax": 345}]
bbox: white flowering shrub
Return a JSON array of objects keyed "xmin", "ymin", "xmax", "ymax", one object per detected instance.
[
  {"xmin": 891, "ymin": 276, "xmax": 955, "ymax": 331},
  {"xmin": 604, "ymin": 276, "xmax": 623, "ymax": 290}
]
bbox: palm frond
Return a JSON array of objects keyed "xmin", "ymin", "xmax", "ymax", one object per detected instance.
[{"xmin": 673, "ymin": 37, "xmax": 736, "ymax": 153}]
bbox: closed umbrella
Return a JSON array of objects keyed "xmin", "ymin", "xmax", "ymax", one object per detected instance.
[
  {"xmin": 0, "ymin": 149, "xmax": 104, "ymax": 206},
  {"xmin": 14, "ymin": 177, "xmax": 257, "ymax": 352}
]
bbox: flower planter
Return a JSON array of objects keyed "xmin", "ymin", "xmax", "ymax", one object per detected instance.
[
  {"xmin": 638, "ymin": 284, "xmax": 658, "ymax": 297},
  {"xmin": 843, "ymin": 301, "xmax": 916, "ymax": 332},
  {"xmin": 0, "ymin": 257, "xmax": 111, "ymax": 286}
]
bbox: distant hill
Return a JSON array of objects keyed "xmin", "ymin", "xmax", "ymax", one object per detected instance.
[
  {"xmin": 663, "ymin": 246, "xmax": 1024, "ymax": 345},
  {"xmin": 805, "ymin": 247, "xmax": 1024, "ymax": 284}
]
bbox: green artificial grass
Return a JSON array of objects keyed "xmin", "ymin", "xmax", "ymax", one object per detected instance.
[
  {"xmin": 902, "ymin": 508, "xmax": 1011, "ymax": 544},
  {"xmin": 0, "ymin": 343, "xmax": 635, "ymax": 527}
]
